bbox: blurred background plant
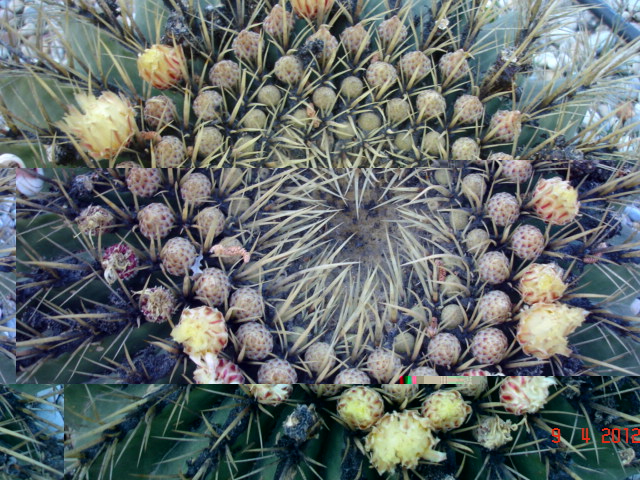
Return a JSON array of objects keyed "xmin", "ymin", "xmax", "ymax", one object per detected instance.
[
  {"xmin": 63, "ymin": 378, "xmax": 640, "ymax": 480},
  {"xmin": 0, "ymin": 166, "xmax": 16, "ymax": 383},
  {"xmin": 0, "ymin": 383, "xmax": 64, "ymax": 479}
]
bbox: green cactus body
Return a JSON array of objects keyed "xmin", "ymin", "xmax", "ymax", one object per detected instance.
[{"xmin": 63, "ymin": 380, "xmax": 640, "ymax": 480}]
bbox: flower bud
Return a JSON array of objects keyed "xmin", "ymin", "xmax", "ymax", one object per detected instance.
[
  {"xmin": 365, "ymin": 411, "xmax": 446, "ymax": 474},
  {"xmin": 499, "ymin": 376, "xmax": 556, "ymax": 415},
  {"xmin": 518, "ymin": 263, "xmax": 567, "ymax": 304},
  {"xmin": 137, "ymin": 44, "xmax": 186, "ymax": 89},
  {"xmin": 421, "ymin": 390, "xmax": 472, "ymax": 431},
  {"xmin": 531, "ymin": 177, "xmax": 580, "ymax": 225},
  {"xmin": 193, "ymin": 353, "xmax": 245, "ymax": 384},
  {"xmin": 291, "ymin": 0, "xmax": 334, "ymax": 19}
]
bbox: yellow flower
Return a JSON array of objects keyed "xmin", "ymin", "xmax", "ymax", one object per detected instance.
[
  {"xmin": 365, "ymin": 411, "xmax": 445, "ymax": 474},
  {"xmin": 60, "ymin": 92, "xmax": 137, "ymax": 160},
  {"xmin": 137, "ymin": 44, "xmax": 186, "ymax": 89},
  {"xmin": 170, "ymin": 306, "xmax": 228, "ymax": 358},
  {"xmin": 291, "ymin": 0, "xmax": 334, "ymax": 19},
  {"xmin": 516, "ymin": 302, "xmax": 588, "ymax": 359}
]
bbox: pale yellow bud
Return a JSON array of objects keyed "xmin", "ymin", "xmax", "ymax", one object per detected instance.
[
  {"xmin": 518, "ymin": 263, "xmax": 567, "ymax": 304},
  {"xmin": 291, "ymin": 0, "xmax": 335, "ymax": 19},
  {"xmin": 531, "ymin": 177, "xmax": 580, "ymax": 225},
  {"xmin": 137, "ymin": 44, "xmax": 186, "ymax": 89}
]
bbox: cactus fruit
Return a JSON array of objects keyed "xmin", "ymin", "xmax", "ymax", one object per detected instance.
[
  {"xmin": 7, "ymin": 0, "xmax": 640, "ymax": 382},
  {"xmin": 471, "ymin": 328, "xmax": 509, "ymax": 365}
]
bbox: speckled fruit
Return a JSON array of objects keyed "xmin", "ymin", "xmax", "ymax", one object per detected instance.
[
  {"xmin": 477, "ymin": 290, "xmax": 512, "ymax": 324},
  {"xmin": 334, "ymin": 368, "xmax": 371, "ymax": 384},
  {"xmin": 366, "ymin": 348, "xmax": 402, "ymax": 382},
  {"xmin": 486, "ymin": 192, "xmax": 520, "ymax": 227},
  {"xmin": 153, "ymin": 135, "xmax": 186, "ymax": 167},
  {"xmin": 471, "ymin": 328, "xmax": 509, "ymax": 365},
  {"xmin": 180, "ymin": 172, "xmax": 212, "ymax": 206},
  {"xmin": 194, "ymin": 268, "xmax": 231, "ymax": 307},
  {"xmin": 274, "ymin": 55, "xmax": 303, "ymax": 85},
  {"xmin": 510, "ymin": 224, "xmax": 545, "ymax": 260},
  {"xmin": 477, "ymin": 251, "xmax": 511, "ymax": 284},
  {"xmin": 229, "ymin": 287, "xmax": 264, "ymax": 321},
  {"xmin": 126, "ymin": 167, "xmax": 163, "ymax": 198},
  {"xmin": 137, "ymin": 203, "xmax": 175, "ymax": 239},
  {"xmin": 236, "ymin": 322, "xmax": 273, "ymax": 360},
  {"xmin": 304, "ymin": 342, "xmax": 336, "ymax": 374},
  {"xmin": 257, "ymin": 358, "xmax": 298, "ymax": 384},
  {"xmin": 427, "ymin": 333, "xmax": 461, "ymax": 367},
  {"xmin": 194, "ymin": 206, "xmax": 226, "ymax": 239},
  {"xmin": 161, "ymin": 237, "xmax": 197, "ymax": 276}
]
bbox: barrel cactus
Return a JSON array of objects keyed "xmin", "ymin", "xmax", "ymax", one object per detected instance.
[
  {"xmin": 15, "ymin": 167, "xmax": 640, "ymax": 383},
  {"xmin": 64, "ymin": 379, "xmax": 640, "ymax": 479}
]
